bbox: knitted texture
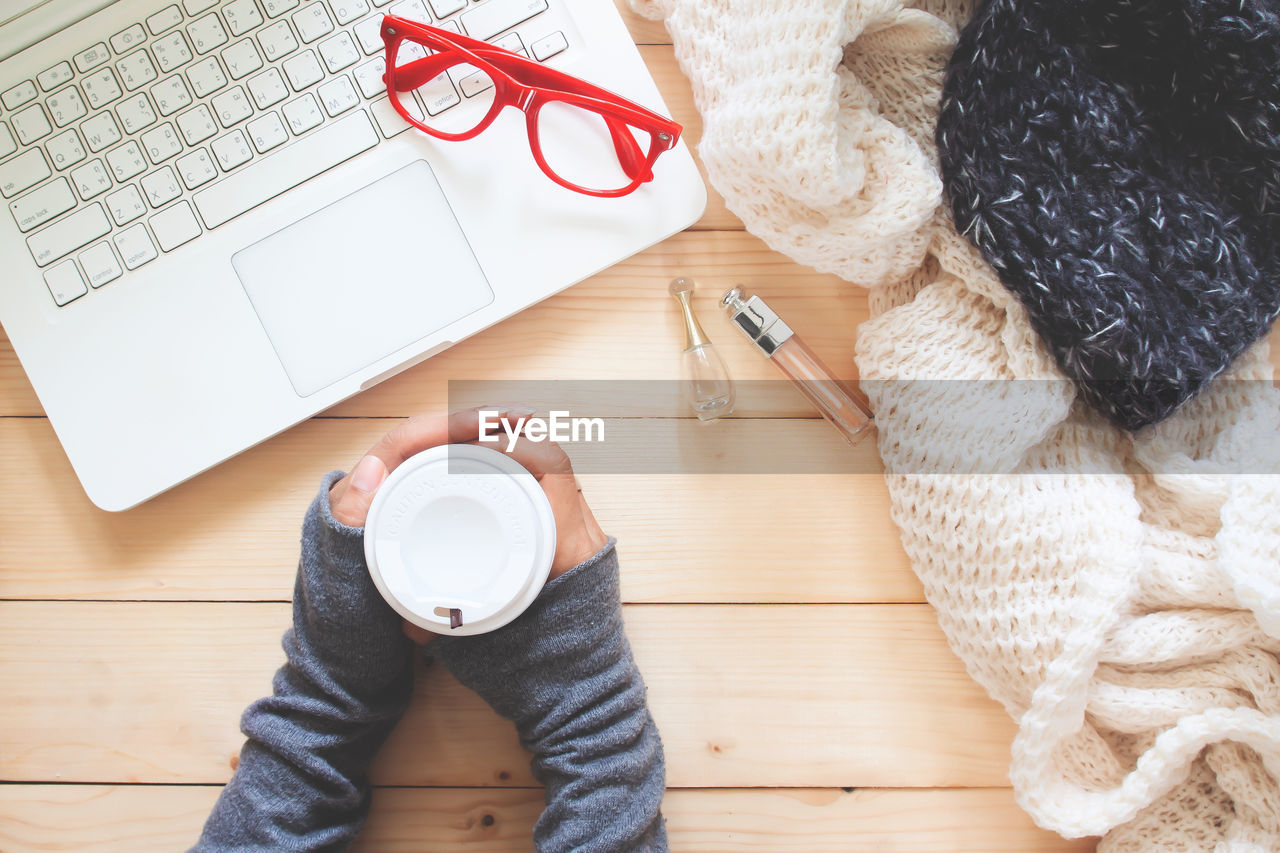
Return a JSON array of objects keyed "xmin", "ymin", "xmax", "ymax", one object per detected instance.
[
  {"xmin": 936, "ymin": 0, "xmax": 1280, "ymax": 430},
  {"xmin": 634, "ymin": 0, "xmax": 1280, "ymax": 849}
]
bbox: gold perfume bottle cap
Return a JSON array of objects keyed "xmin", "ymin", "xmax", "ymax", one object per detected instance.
[{"xmin": 669, "ymin": 276, "xmax": 710, "ymax": 350}]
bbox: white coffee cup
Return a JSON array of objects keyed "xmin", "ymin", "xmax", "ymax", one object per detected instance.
[{"xmin": 363, "ymin": 444, "xmax": 556, "ymax": 636}]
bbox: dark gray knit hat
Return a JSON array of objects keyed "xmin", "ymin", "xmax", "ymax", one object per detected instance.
[{"xmin": 937, "ymin": 0, "xmax": 1280, "ymax": 430}]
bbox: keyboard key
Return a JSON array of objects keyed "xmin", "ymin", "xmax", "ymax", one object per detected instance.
[
  {"xmin": 12, "ymin": 103, "xmax": 52, "ymax": 145},
  {"xmin": 247, "ymin": 111, "xmax": 288, "ymax": 152},
  {"xmin": 195, "ymin": 110, "xmax": 377, "ymax": 228},
  {"xmin": 417, "ymin": 71, "xmax": 460, "ymax": 116},
  {"xmin": 70, "ymin": 159, "xmax": 113, "ymax": 199},
  {"xmin": 9, "ymin": 177, "xmax": 76, "ymax": 232},
  {"xmin": 81, "ymin": 68, "xmax": 123, "ymax": 109},
  {"xmin": 28, "ymin": 202, "xmax": 111, "ymax": 266},
  {"xmin": 176, "ymin": 147, "xmax": 218, "ymax": 188},
  {"xmin": 223, "ymin": 0, "xmax": 265, "ymax": 36},
  {"xmin": 389, "ymin": 0, "xmax": 430, "ymax": 23},
  {"xmin": 37, "ymin": 61, "xmax": 74, "ymax": 92},
  {"xmin": 117, "ymin": 49, "xmax": 159, "ymax": 91},
  {"xmin": 43, "ymin": 258, "xmax": 88, "ymax": 305},
  {"xmin": 183, "ymin": 0, "xmax": 219, "ymax": 14},
  {"xmin": 150, "ymin": 200, "xmax": 201, "ymax": 251},
  {"xmin": 461, "ymin": 0, "xmax": 547, "ymax": 41},
  {"xmin": 73, "ymin": 43, "xmax": 111, "ymax": 73},
  {"xmin": 283, "ymin": 50, "xmax": 324, "ymax": 91},
  {"xmin": 141, "ymin": 165, "xmax": 182, "ymax": 206},
  {"xmin": 491, "ymin": 33, "xmax": 526, "ymax": 56},
  {"xmin": 79, "ymin": 241, "xmax": 123, "ymax": 288},
  {"xmin": 370, "ymin": 93, "xmax": 423, "ymax": 137},
  {"xmin": 212, "ymin": 86, "xmax": 253, "ymax": 127},
  {"xmin": 427, "ymin": 0, "xmax": 466, "ymax": 18},
  {"xmin": 47, "ymin": 128, "xmax": 87, "ymax": 170},
  {"xmin": 188, "ymin": 13, "xmax": 229, "ymax": 54},
  {"xmin": 106, "ymin": 140, "xmax": 148, "ymax": 181},
  {"xmin": 531, "ymin": 31, "xmax": 567, "ymax": 62},
  {"xmin": 113, "ymin": 222, "xmax": 158, "ymax": 269},
  {"xmin": 319, "ymin": 32, "xmax": 359, "ymax": 73},
  {"xmin": 141, "ymin": 122, "xmax": 183, "ymax": 163},
  {"xmin": 116, "ymin": 92, "xmax": 158, "ymax": 134},
  {"xmin": 262, "ymin": 0, "xmax": 300, "ymax": 17},
  {"xmin": 0, "ymin": 122, "xmax": 15, "ymax": 158},
  {"xmin": 457, "ymin": 69, "xmax": 493, "ymax": 98},
  {"xmin": 106, "ymin": 184, "xmax": 148, "ymax": 224},
  {"xmin": 222, "ymin": 39, "xmax": 264, "ymax": 80},
  {"xmin": 353, "ymin": 17, "xmax": 384, "ymax": 55},
  {"xmin": 146, "ymin": 5, "xmax": 184, "ymax": 35},
  {"xmin": 81, "ymin": 111, "xmax": 123, "ymax": 152},
  {"xmin": 151, "ymin": 75, "xmax": 193, "ymax": 116},
  {"xmin": 176, "ymin": 103, "xmax": 218, "ymax": 144},
  {"xmin": 332, "ymin": 0, "xmax": 371, "ymax": 25},
  {"xmin": 293, "ymin": 4, "xmax": 335, "ymax": 43},
  {"xmin": 371, "ymin": 0, "xmax": 393, "ymax": 7},
  {"xmin": 152, "ymin": 31, "xmax": 194, "ymax": 73},
  {"xmin": 353, "ymin": 57, "xmax": 386, "ymax": 98},
  {"xmin": 47, "ymin": 85, "xmax": 89, "ymax": 127},
  {"xmin": 0, "ymin": 149, "xmax": 51, "ymax": 197},
  {"xmin": 247, "ymin": 67, "xmax": 289, "ymax": 108},
  {"xmin": 257, "ymin": 20, "xmax": 299, "ymax": 62},
  {"xmin": 186, "ymin": 56, "xmax": 228, "ymax": 98},
  {"xmin": 210, "ymin": 129, "xmax": 253, "ymax": 170},
  {"xmin": 318, "ymin": 75, "xmax": 358, "ymax": 116},
  {"xmin": 2, "ymin": 80, "xmax": 38, "ymax": 111},
  {"xmin": 282, "ymin": 92, "xmax": 323, "ymax": 134},
  {"xmin": 110, "ymin": 24, "xmax": 148, "ymax": 54}
]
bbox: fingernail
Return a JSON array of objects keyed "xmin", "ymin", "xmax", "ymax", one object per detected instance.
[
  {"xmin": 349, "ymin": 454, "xmax": 386, "ymax": 493},
  {"xmin": 503, "ymin": 405, "xmax": 536, "ymax": 417}
]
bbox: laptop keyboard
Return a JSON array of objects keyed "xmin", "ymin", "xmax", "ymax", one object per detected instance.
[{"xmin": 0, "ymin": 0, "xmax": 573, "ymax": 307}]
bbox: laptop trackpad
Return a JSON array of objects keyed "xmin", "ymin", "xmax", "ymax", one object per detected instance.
[{"xmin": 232, "ymin": 160, "xmax": 494, "ymax": 397}]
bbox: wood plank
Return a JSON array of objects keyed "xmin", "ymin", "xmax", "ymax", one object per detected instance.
[
  {"xmin": 0, "ymin": 414, "xmax": 914, "ymax": 604},
  {"xmin": 616, "ymin": 0, "xmax": 674, "ymax": 45},
  {"xmin": 0, "ymin": 602, "xmax": 1013, "ymax": 787},
  {"xmin": 0, "ymin": 785, "xmax": 1095, "ymax": 852}
]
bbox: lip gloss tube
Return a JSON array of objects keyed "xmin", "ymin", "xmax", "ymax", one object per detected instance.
[{"xmin": 721, "ymin": 286, "xmax": 874, "ymax": 445}]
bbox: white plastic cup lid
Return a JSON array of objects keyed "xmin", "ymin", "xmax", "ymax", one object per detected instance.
[{"xmin": 363, "ymin": 444, "xmax": 556, "ymax": 636}]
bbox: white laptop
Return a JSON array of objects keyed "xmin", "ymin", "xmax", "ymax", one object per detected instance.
[{"xmin": 0, "ymin": 0, "xmax": 705, "ymax": 510}]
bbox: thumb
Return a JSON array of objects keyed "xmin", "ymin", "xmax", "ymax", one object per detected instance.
[{"xmin": 331, "ymin": 454, "xmax": 388, "ymax": 527}]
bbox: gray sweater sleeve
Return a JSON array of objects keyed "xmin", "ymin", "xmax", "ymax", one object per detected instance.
[
  {"xmin": 430, "ymin": 539, "xmax": 668, "ymax": 853},
  {"xmin": 193, "ymin": 473, "xmax": 666, "ymax": 853},
  {"xmin": 191, "ymin": 471, "xmax": 416, "ymax": 852}
]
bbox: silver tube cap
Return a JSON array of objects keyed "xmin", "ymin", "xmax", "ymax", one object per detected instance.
[{"xmin": 721, "ymin": 287, "xmax": 793, "ymax": 356}]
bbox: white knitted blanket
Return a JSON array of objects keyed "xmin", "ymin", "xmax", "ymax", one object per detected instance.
[{"xmin": 632, "ymin": 0, "xmax": 1280, "ymax": 849}]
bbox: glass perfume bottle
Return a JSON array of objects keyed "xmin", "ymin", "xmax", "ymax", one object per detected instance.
[
  {"xmin": 721, "ymin": 286, "xmax": 874, "ymax": 444},
  {"xmin": 669, "ymin": 277, "xmax": 734, "ymax": 421}
]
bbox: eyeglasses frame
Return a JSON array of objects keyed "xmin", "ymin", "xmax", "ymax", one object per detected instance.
[{"xmin": 379, "ymin": 15, "xmax": 683, "ymax": 198}]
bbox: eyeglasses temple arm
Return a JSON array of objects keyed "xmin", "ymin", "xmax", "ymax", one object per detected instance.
[{"xmin": 605, "ymin": 116, "xmax": 652, "ymax": 182}]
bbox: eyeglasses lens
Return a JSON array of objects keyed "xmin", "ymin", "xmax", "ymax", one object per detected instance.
[
  {"xmin": 536, "ymin": 99, "xmax": 653, "ymax": 193},
  {"xmin": 390, "ymin": 33, "xmax": 657, "ymax": 193},
  {"xmin": 390, "ymin": 37, "xmax": 496, "ymax": 136}
]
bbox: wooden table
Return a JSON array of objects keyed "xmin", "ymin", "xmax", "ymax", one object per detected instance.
[{"xmin": 1, "ymin": 6, "xmax": 1098, "ymax": 851}]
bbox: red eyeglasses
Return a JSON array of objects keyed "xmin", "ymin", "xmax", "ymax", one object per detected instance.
[{"xmin": 380, "ymin": 15, "xmax": 683, "ymax": 198}]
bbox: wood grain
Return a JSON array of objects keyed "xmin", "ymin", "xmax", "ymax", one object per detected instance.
[
  {"xmin": 0, "ymin": 785, "xmax": 1094, "ymax": 852},
  {"xmin": 0, "ymin": 412, "xmax": 915, "ymax": 604},
  {"xmin": 0, "ymin": 601, "xmax": 1013, "ymax": 788}
]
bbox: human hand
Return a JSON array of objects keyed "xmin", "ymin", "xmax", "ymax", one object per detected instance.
[
  {"xmin": 329, "ymin": 409, "xmax": 609, "ymax": 643},
  {"xmin": 328, "ymin": 408, "xmax": 520, "ymax": 528}
]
